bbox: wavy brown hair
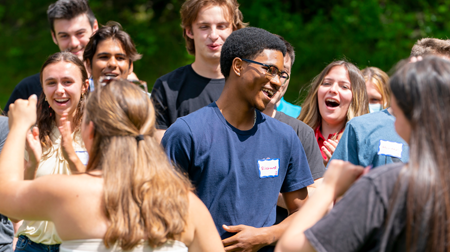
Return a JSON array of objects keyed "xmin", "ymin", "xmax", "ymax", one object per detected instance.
[
  {"xmin": 382, "ymin": 56, "xmax": 450, "ymax": 251},
  {"xmin": 362, "ymin": 67, "xmax": 391, "ymax": 108},
  {"xmin": 84, "ymin": 79, "xmax": 191, "ymax": 250},
  {"xmin": 38, "ymin": 52, "xmax": 88, "ymax": 149},
  {"xmin": 181, "ymin": 0, "xmax": 248, "ymax": 55},
  {"xmin": 298, "ymin": 60, "xmax": 369, "ymax": 129}
]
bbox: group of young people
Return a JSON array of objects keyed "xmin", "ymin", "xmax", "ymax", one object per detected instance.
[{"xmin": 1, "ymin": 0, "xmax": 450, "ymax": 252}]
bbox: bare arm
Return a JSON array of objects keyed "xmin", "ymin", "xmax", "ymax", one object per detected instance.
[
  {"xmin": 275, "ymin": 160, "xmax": 365, "ymax": 252},
  {"xmin": 222, "ymin": 187, "xmax": 308, "ymax": 251},
  {"xmin": 154, "ymin": 129, "xmax": 166, "ymax": 144},
  {"xmin": 187, "ymin": 192, "xmax": 225, "ymax": 252}
]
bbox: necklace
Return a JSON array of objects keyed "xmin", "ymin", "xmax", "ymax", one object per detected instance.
[{"xmin": 253, "ymin": 110, "xmax": 257, "ymax": 126}]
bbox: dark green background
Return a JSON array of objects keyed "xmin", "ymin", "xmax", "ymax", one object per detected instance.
[{"xmin": 1, "ymin": 0, "xmax": 449, "ymax": 109}]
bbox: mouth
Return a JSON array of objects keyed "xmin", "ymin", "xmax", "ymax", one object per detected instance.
[
  {"xmin": 325, "ymin": 98, "xmax": 340, "ymax": 108},
  {"xmin": 207, "ymin": 44, "xmax": 221, "ymax": 51},
  {"xmin": 262, "ymin": 88, "xmax": 275, "ymax": 99},
  {"xmin": 54, "ymin": 98, "xmax": 70, "ymax": 105}
]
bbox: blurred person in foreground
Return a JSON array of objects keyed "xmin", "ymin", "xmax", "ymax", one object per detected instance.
[
  {"xmin": 0, "ymin": 79, "xmax": 224, "ymax": 252},
  {"xmin": 277, "ymin": 55, "xmax": 450, "ymax": 252}
]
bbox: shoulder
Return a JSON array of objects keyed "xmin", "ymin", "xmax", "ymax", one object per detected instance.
[
  {"xmin": 16, "ymin": 73, "xmax": 41, "ymax": 87},
  {"xmin": 275, "ymin": 111, "xmax": 313, "ymax": 134},
  {"xmin": 347, "ymin": 109, "xmax": 393, "ymax": 128},
  {"xmin": 155, "ymin": 65, "xmax": 193, "ymax": 83},
  {"xmin": 360, "ymin": 163, "xmax": 404, "ymax": 193}
]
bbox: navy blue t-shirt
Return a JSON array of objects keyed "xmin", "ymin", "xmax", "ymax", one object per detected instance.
[{"xmin": 162, "ymin": 102, "xmax": 314, "ymax": 238}]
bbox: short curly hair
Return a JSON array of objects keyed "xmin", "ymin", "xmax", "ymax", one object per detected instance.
[
  {"xmin": 410, "ymin": 38, "xmax": 450, "ymax": 58},
  {"xmin": 220, "ymin": 27, "xmax": 286, "ymax": 78}
]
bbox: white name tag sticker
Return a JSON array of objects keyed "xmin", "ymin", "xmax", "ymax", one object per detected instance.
[
  {"xmin": 258, "ymin": 158, "xmax": 280, "ymax": 178},
  {"xmin": 378, "ymin": 140, "xmax": 403, "ymax": 159},
  {"xmin": 76, "ymin": 151, "xmax": 89, "ymax": 166}
]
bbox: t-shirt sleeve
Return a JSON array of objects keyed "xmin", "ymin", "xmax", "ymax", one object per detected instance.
[
  {"xmin": 0, "ymin": 117, "xmax": 9, "ymax": 152},
  {"xmin": 281, "ymin": 132, "xmax": 314, "ymax": 193},
  {"xmin": 302, "ymin": 129, "xmax": 326, "ymax": 180},
  {"xmin": 329, "ymin": 123, "xmax": 359, "ymax": 166},
  {"xmin": 161, "ymin": 119, "xmax": 194, "ymax": 173},
  {"xmin": 150, "ymin": 78, "xmax": 170, "ymax": 130},
  {"xmin": 304, "ymin": 176, "xmax": 386, "ymax": 252}
]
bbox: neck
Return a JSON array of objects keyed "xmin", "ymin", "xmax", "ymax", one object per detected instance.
[
  {"xmin": 321, "ymin": 119, "xmax": 345, "ymax": 139},
  {"xmin": 191, "ymin": 56, "xmax": 223, "ymax": 79},
  {"xmin": 262, "ymin": 103, "xmax": 277, "ymax": 118},
  {"xmin": 216, "ymin": 82, "xmax": 256, "ymax": 131}
]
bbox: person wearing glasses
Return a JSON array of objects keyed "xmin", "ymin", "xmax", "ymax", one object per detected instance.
[
  {"xmin": 162, "ymin": 27, "xmax": 314, "ymax": 252},
  {"xmin": 298, "ymin": 61, "xmax": 369, "ymax": 165},
  {"xmin": 150, "ymin": 0, "xmax": 247, "ymax": 143}
]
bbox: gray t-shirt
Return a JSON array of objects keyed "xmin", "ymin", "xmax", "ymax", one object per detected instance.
[
  {"xmin": 0, "ymin": 117, "xmax": 14, "ymax": 251},
  {"xmin": 305, "ymin": 163, "xmax": 406, "ymax": 252},
  {"xmin": 274, "ymin": 111, "xmax": 325, "ymax": 180}
]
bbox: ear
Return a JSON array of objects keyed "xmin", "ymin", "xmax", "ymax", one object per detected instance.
[
  {"xmin": 51, "ymin": 31, "xmax": 58, "ymax": 45},
  {"xmin": 232, "ymin": 58, "xmax": 244, "ymax": 77},
  {"xmin": 128, "ymin": 61, "xmax": 134, "ymax": 75},
  {"xmin": 185, "ymin": 27, "xmax": 194, "ymax": 39},
  {"xmin": 92, "ymin": 19, "xmax": 99, "ymax": 33},
  {"xmin": 86, "ymin": 59, "xmax": 92, "ymax": 76},
  {"xmin": 88, "ymin": 121, "xmax": 95, "ymax": 140},
  {"xmin": 82, "ymin": 79, "xmax": 89, "ymax": 94}
]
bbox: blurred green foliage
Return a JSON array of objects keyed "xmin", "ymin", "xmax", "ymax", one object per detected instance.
[{"xmin": 1, "ymin": 0, "xmax": 450, "ymax": 108}]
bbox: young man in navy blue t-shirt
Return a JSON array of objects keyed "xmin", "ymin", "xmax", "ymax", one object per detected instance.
[{"xmin": 163, "ymin": 27, "xmax": 314, "ymax": 252}]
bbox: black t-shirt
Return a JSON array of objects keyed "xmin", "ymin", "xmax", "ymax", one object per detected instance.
[
  {"xmin": 274, "ymin": 111, "xmax": 325, "ymax": 180},
  {"xmin": 305, "ymin": 163, "xmax": 407, "ymax": 252},
  {"xmin": 3, "ymin": 73, "xmax": 41, "ymax": 115},
  {"xmin": 151, "ymin": 65, "xmax": 225, "ymax": 130}
]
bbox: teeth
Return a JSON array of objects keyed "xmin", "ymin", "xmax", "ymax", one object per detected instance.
[
  {"xmin": 326, "ymin": 98, "xmax": 339, "ymax": 104},
  {"xmin": 55, "ymin": 98, "xmax": 69, "ymax": 102},
  {"xmin": 262, "ymin": 88, "xmax": 274, "ymax": 97},
  {"xmin": 105, "ymin": 74, "xmax": 117, "ymax": 77}
]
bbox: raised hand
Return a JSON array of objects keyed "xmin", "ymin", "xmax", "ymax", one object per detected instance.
[
  {"xmin": 8, "ymin": 95, "xmax": 37, "ymax": 130},
  {"xmin": 322, "ymin": 139, "xmax": 339, "ymax": 162},
  {"xmin": 25, "ymin": 127, "xmax": 42, "ymax": 168},
  {"xmin": 322, "ymin": 160, "xmax": 365, "ymax": 199}
]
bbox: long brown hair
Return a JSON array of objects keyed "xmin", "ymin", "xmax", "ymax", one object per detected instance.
[
  {"xmin": 298, "ymin": 60, "xmax": 369, "ymax": 129},
  {"xmin": 84, "ymin": 79, "xmax": 191, "ymax": 250},
  {"xmin": 386, "ymin": 56, "xmax": 450, "ymax": 251},
  {"xmin": 38, "ymin": 52, "xmax": 88, "ymax": 149},
  {"xmin": 361, "ymin": 66, "xmax": 391, "ymax": 108}
]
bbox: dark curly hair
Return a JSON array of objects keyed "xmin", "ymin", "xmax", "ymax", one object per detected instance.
[{"xmin": 220, "ymin": 27, "xmax": 286, "ymax": 79}]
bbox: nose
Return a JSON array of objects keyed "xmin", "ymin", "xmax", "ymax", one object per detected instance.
[
  {"xmin": 209, "ymin": 27, "xmax": 219, "ymax": 41},
  {"xmin": 56, "ymin": 82, "xmax": 65, "ymax": 95},
  {"xmin": 329, "ymin": 82, "xmax": 338, "ymax": 94},
  {"xmin": 69, "ymin": 36, "xmax": 80, "ymax": 49},
  {"xmin": 270, "ymin": 74, "xmax": 282, "ymax": 90},
  {"xmin": 107, "ymin": 56, "xmax": 117, "ymax": 69}
]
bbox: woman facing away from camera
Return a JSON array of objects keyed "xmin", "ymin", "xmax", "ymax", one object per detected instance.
[
  {"xmin": 298, "ymin": 60, "xmax": 368, "ymax": 164},
  {"xmin": 361, "ymin": 67, "xmax": 391, "ymax": 113},
  {"xmin": 13, "ymin": 51, "xmax": 89, "ymax": 252},
  {"xmin": 276, "ymin": 56, "xmax": 450, "ymax": 252},
  {"xmin": 0, "ymin": 79, "xmax": 223, "ymax": 252}
]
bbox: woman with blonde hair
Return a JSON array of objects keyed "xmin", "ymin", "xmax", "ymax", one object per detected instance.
[
  {"xmin": 298, "ymin": 60, "xmax": 368, "ymax": 164},
  {"xmin": 0, "ymin": 78, "xmax": 223, "ymax": 252},
  {"xmin": 361, "ymin": 67, "xmax": 390, "ymax": 113}
]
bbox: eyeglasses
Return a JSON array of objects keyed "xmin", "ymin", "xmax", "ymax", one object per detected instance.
[{"xmin": 241, "ymin": 58, "xmax": 290, "ymax": 86}]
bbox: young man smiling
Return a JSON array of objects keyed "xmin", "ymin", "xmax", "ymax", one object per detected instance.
[
  {"xmin": 162, "ymin": 27, "xmax": 313, "ymax": 252},
  {"xmin": 151, "ymin": 0, "xmax": 247, "ymax": 142},
  {"xmin": 4, "ymin": 0, "xmax": 98, "ymax": 114}
]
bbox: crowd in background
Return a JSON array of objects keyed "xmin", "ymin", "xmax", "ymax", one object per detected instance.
[{"xmin": 1, "ymin": 0, "xmax": 450, "ymax": 252}]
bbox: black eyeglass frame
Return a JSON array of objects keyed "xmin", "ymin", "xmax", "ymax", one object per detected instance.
[{"xmin": 241, "ymin": 58, "xmax": 290, "ymax": 86}]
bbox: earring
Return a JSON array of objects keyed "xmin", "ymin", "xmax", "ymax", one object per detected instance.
[
  {"xmin": 45, "ymin": 97, "xmax": 47, "ymax": 101},
  {"xmin": 237, "ymin": 73, "xmax": 240, "ymax": 76}
]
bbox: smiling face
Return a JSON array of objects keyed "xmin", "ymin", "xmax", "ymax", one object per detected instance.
[
  {"xmin": 51, "ymin": 14, "xmax": 98, "ymax": 60},
  {"xmin": 317, "ymin": 65, "xmax": 353, "ymax": 126},
  {"xmin": 239, "ymin": 49, "xmax": 284, "ymax": 111},
  {"xmin": 87, "ymin": 38, "xmax": 133, "ymax": 87},
  {"xmin": 42, "ymin": 61, "xmax": 88, "ymax": 122},
  {"xmin": 186, "ymin": 5, "xmax": 233, "ymax": 62},
  {"xmin": 269, "ymin": 54, "xmax": 292, "ymax": 107}
]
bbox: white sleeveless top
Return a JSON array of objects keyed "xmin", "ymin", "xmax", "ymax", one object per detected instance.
[{"xmin": 60, "ymin": 239, "xmax": 188, "ymax": 252}]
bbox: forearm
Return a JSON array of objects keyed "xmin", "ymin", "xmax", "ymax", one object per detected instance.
[
  {"xmin": 24, "ymin": 161, "xmax": 38, "ymax": 180},
  {"xmin": 67, "ymin": 154, "xmax": 86, "ymax": 173},
  {"xmin": 276, "ymin": 185, "xmax": 335, "ymax": 252}
]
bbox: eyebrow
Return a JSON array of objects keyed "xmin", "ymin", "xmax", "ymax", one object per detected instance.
[
  {"xmin": 324, "ymin": 77, "xmax": 350, "ymax": 84},
  {"xmin": 96, "ymin": 52, "xmax": 128, "ymax": 57},
  {"xmin": 57, "ymin": 28, "xmax": 87, "ymax": 36}
]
